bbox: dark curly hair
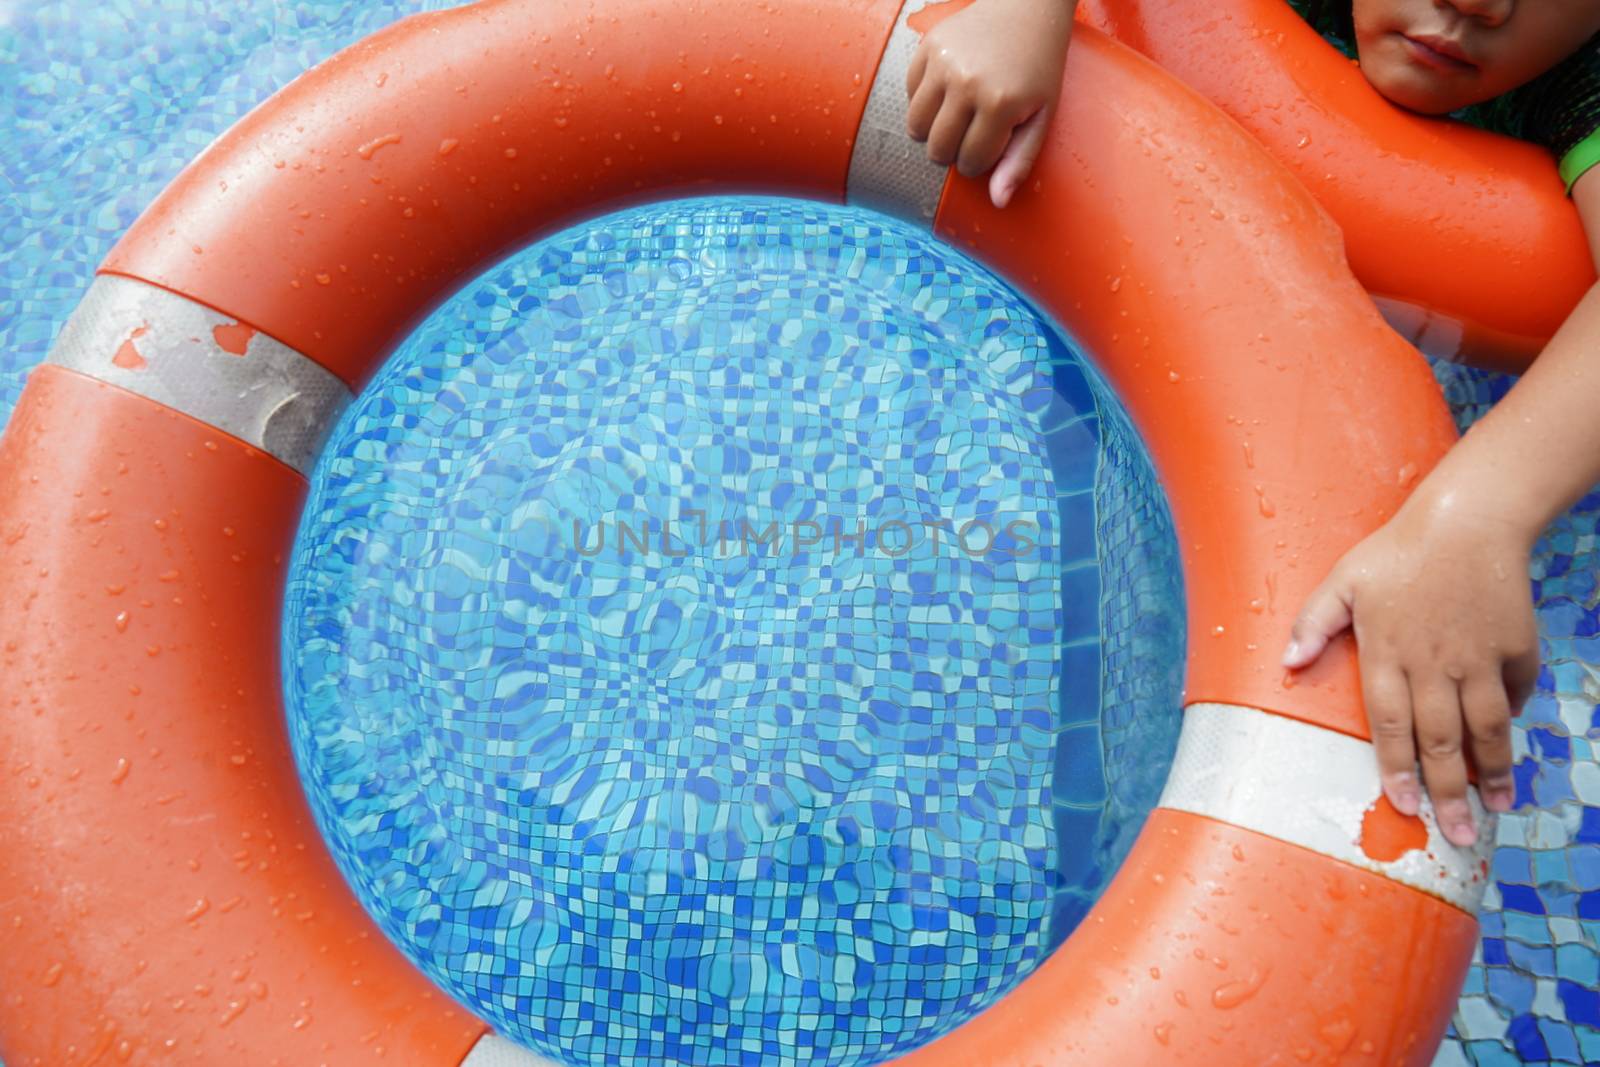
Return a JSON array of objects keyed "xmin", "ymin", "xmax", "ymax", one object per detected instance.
[{"xmin": 1299, "ymin": 0, "xmax": 1356, "ymax": 43}]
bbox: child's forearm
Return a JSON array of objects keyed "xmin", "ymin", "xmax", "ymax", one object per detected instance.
[
  {"xmin": 1407, "ymin": 177, "xmax": 1600, "ymax": 540},
  {"xmin": 1404, "ymin": 278, "xmax": 1600, "ymax": 544}
]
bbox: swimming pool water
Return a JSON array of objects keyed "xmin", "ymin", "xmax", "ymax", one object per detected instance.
[
  {"xmin": 281, "ymin": 195, "xmax": 1185, "ymax": 1065},
  {"xmin": 4, "ymin": 2, "xmax": 1600, "ymax": 1065}
]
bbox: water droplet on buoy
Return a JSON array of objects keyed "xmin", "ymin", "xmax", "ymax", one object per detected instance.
[
  {"xmin": 357, "ymin": 133, "xmax": 402, "ymax": 160},
  {"xmin": 1211, "ymin": 967, "xmax": 1269, "ymax": 1009},
  {"xmin": 1318, "ymin": 1014, "xmax": 1355, "ymax": 1051}
]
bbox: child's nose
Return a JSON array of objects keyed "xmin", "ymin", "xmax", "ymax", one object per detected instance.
[{"xmin": 1440, "ymin": 0, "xmax": 1513, "ymax": 27}]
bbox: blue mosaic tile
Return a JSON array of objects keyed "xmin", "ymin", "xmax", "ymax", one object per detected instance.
[
  {"xmin": 1558, "ymin": 980, "xmax": 1600, "ymax": 1028},
  {"xmin": 1498, "ymin": 849, "xmax": 1535, "ymax": 884},
  {"xmin": 1465, "ymin": 1039, "xmax": 1524, "ymax": 1067},
  {"xmin": 1507, "ymin": 941, "xmax": 1558, "ymax": 979},
  {"xmin": 1574, "ymin": 848, "xmax": 1600, "ymax": 891},
  {"xmin": 1555, "ymin": 944, "xmax": 1598, "ymax": 987},
  {"xmin": 1489, "ymin": 967, "xmax": 1537, "ymax": 1015},
  {"xmin": 1577, "ymin": 1023, "xmax": 1600, "ymax": 1060},
  {"xmin": 1539, "ymin": 1018, "xmax": 1581, "ymax": 1065}
]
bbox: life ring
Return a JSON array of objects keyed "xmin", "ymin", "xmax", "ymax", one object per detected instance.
[
  {"xmin": 0, "ymin": 0, "xmax": 1491, "ymax": 1064},
  {"xmin": 1079, "ymin": 0, "xmax": 1596, "ymax": 372}
]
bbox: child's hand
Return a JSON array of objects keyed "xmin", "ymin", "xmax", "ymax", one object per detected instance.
[
  {"xmin": 905, "ymin": 0, "xmax": 1075, "ymax": 209},
  {"xmin": 1281, "ymin": 493, "xmax": 1539, "ymax": 847}
]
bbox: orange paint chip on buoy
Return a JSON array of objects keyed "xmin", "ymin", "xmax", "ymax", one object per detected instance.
[
  {"xmin": 1360, "ymin": 793, "xmax": 1430, "ymax": 862},
  {"xmin": 211, "ymin": 321, "xmax": 256, "ymax": 356},
  {"xmin": 111, "ymin": 324, "xmax": 149, "ymax": 370}
]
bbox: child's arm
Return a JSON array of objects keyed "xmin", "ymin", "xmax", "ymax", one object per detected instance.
[
  {"xmin": 904, "ymin": 0, "xmax": 1078, "ymax": 209},
  {"xmin": 1282, "ymin": 171, "xmax": 1600, "ymax": 848}
]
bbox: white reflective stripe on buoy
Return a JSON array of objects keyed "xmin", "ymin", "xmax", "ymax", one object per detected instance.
[
  {"xmin": 460, "ymin": 1034, "xmax": 569, "ymax": 1067},
  {"xmin": 1158, "ymin": 702, "xmax": 1493, "ymax": 911},
  {"xmin": 47, "ymin": 274, "xmax": 351, "ymax": 476},
  {"xmin": 846, "ymin": 0, "xmax": 950, "ymax": 225}
]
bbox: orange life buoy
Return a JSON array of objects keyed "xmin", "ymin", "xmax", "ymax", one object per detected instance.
[
  {"xmin": 0, "ymin": 1, "xmax": 1495, "ymax": 1064},
  {"xmin": 1080, "ymin": 0, "xmax": 1595, "ymax": 372}
]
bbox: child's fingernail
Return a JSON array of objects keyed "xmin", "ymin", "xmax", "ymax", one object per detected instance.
[
  {"xmin": 1280, "ymin": 640, "xmax": 1301, "ymax": 667},
  {"xmin": 1483, "ymin": 778, "xmax": 1513, "ymax": 812},
  {"xmin": 1388, "ymin": 773, "xmax": 1420, "ymax": 815},
  {"xmin": 1435, "ymin": 800, "xmax": 1477, "ymax": 845}
]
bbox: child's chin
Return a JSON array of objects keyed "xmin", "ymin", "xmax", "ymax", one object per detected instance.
[{"xmin": 1363, "ymin": 65, "xmax": 1465, "ymax": 117}]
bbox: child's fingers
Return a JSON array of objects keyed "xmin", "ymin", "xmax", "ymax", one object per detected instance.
[
  {"xmin": 1503, "ymin": 644, "xmax": 1540, "ymax": 713},
  {"xmin": 1363, "ymin": 660, "xmax": 1420, "ymax": 815},
  {"xmin": 1461, "ymin": 671, "xmax": 1514, "ymax": 813},
  {"xmin": 925, "ymin": 93, "xmax": 976, "ymax": 167},
  {"xmin": 990, "ymin": 108, "xmax": 1050, "ymax": 208},
  {"xmin": 906, "ymin": 75, "xmax": 945, "ymax": 144},
  {"xmin": 955, "ymin": 107, "xmax": 1013, "ymax": 180},
  {"xmin": 1281, "ymin": 572, "xmax": 1353, "ymax": 668},
  {"xmin": 1411, "ymin": 677, "xmax": 1476, "ymax": 847},
  {"xmin": 906, "ymin": 44, "xmax": 929, "ymax": 100}
]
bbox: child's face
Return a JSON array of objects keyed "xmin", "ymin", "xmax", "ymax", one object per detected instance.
[{"xmin": 1352, "ymin": 0, "xmax": 1600, "ymax": 113}]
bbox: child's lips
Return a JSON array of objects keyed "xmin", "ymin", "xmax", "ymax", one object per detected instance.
[{"xmin": 1399, "ymin": 33, "xmax": 1478, "ymax": 73}]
